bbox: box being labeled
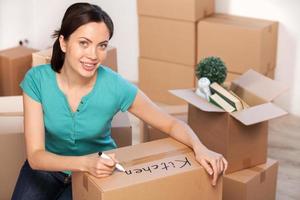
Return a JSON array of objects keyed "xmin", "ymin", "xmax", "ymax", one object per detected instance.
[
  {"xmin": 32, "ymin": 46, "xmax": 118, "ymax": 72},
  {"xmin": 223, "ymin": 159, "xmax": 278, "ymax": 200},
  {"xmin": 72, "ymin": 138, "xmax": 222, "ymax": 200},
  {"xmin": 170, "ymin": 70, "xmax": 287, "ymax": 173},
  {"xmin": 197, "ymin": 14, "xmax": 278, "ymax": 74},
  {"xmin": 0, "ymin": 46, "xmax": 37, "ymax": 96},
  {"xmin": 137, "ymin": 0, "xmax": 214, "ymax": 21}
]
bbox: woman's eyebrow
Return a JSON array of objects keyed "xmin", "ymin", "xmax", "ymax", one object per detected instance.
[{"xmin": 79, "ymin": 37, "xmax": 108, "ymax": 44}]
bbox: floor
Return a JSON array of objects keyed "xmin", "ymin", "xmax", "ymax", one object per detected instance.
[{"xmin": 128, "ymin": 111, "xmax": 300, "ymax": 200}]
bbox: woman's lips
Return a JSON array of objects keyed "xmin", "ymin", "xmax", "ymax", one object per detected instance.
[{"xmin": 81, "ymin": 61, "xmax": 97, "ymax": 72}]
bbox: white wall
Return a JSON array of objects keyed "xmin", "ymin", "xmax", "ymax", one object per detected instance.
[
  {"xmin": 215, "ymin": 0, "xmax": 300, "ymax": 116},
  {"xmin": 1, "ymin": 0, "xmax": 300, "ymax": 116}
]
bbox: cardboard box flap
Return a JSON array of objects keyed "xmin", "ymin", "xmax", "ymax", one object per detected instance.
[
  {"xmin": 169, "ymin": 89, "xmax": 224, "ymax": 112},
  {"xmin": 232, "ymin": 69, "xmax": 288, "ymax": 102},
  {"xmin": 230, "ymin": 102, "xmax": 287, "ymax": 125}
]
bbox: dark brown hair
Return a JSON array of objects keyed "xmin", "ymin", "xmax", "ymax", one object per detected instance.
[{"xmin": 51, "ymin": 3, "xmax": 114, "ymax": 72}]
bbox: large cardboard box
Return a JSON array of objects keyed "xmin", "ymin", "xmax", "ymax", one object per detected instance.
[
  {"xmin": 141, "ymin": 104, "xmax": 188, "ymax": 142},
  {"xmin": 197, "ymin": 14, "xmax": 278, "ymax": 74},
  {"xmin": 139, "ymin": 16, "xmax": 197, "ymax": 65},
  {"xmin": 170, "ymin": 70, "xmax": 287, "ymax": 173},
  {"xmin": 137, "ymin": 0, "xmax": 214, "ymax": 21},
  {"xmin": 139, "ymin": 57, "xmax": 195, "ymax": 105},
  {"xmin": 72, "ymin": 138, "xmax": 222, "ymax": 200},
  {"xmin": 0, "ymin": 116, "xmax": 25, "ymax": 200},
  {"xmin": 0, "ymin": 46, "xmax": 37, "ymax": 96},
  {"xmin": 223, "ymin": 159, "xmax": 278, "ymax": 200},
  {"xmin": 32, "ymin": 46, "xmax": 118, "ymax": 72}
]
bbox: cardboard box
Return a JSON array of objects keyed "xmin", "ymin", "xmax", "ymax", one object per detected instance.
[
  {"xmin": 141, "ymin": 104, "xmax": 188, "ymax": 142},
  {"xmin": 197, "ymin": 14, "xmax": 278, "ymax": 74},
  {"xmin": 139, "ymin": 57, "xmax": 195, "ymax": 105},
  {"xmin": 72, "ymin": 138, "xmax": 222, "ymax": 200},
  {"xmin": 137, "ymin": 0, "xmax": 214, "ymax": 21},
  {"xmin": 0, "ymin": 116, "xmax": 25, "ymax": 200},
  {"xmin": 139, "ymin": 16, "xmax": 197, "ymax": 65},
  {"xmin": 223, "ymin": 159, "xmax": 278, "ymax": 200},
  {"xmin": 170, "ymin": 70, "xmax": 287, "ymax": 173},
  {"xmin": 32, "ymin": 46, "xmax": 118, "ymax": 72},
  {"xmin": 0, "ymin": 46, "xmax": 37, "ymax": 96}
]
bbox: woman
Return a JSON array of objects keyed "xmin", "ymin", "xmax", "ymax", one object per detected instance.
[{"xmin": 12, "ymin": 3, "xmax": 227, "ymax": 200}]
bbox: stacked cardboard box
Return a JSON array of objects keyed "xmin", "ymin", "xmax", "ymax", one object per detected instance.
[
  {"xmin": 32, "ymin": 46, "xmax": 118, "ymax": 72},
  {"xmin": 138, "ymin": 0, "xmax": 214, "ymax": 104},
  {"xmin": 72, "ymin": 138, "xmax": 222, "ymax": 200},
  {"xmin": 0, "ymin": 96, "xmax": 133, "ymax": 200},
  {"xmin": 0, "ymin": 46, "xmax": 37, "ymax": 96},
  {"xmin": 170, "ymin": 70, "xmax": 286, "ymax": 199},
  {"xmin": 197, "ymin": 14, "xmax": 278, "ymax": 81}
]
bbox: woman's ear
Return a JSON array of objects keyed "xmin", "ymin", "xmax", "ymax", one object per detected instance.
[{"xmin": 59, "ymin": 35, "xmax": 67, "ymax": 53}]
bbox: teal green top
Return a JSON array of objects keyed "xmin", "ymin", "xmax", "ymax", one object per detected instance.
[{"xmin": 20, "ymin": 64, "xmax": 137, "ymax": 157}]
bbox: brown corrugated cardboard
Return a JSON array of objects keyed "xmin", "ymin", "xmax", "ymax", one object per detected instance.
[
  {"xmin": 226, "ymin": 69, "xmax": 275, "ymax": 82},
  {"xmin": 170, "ymin": 70, "xmax": 287, "ymax": 173},
  {"xmin": 0, "ymin": 46, "xmax": 37, "ymax": 96},
  {"xmin": 72, "ymin": 138, "xmax": 222, "ymax": 200},
  {"xmin": 139, "ymin": 57, "xmax": 195, "ymax": 105},
  {"xmin": 32, "ymin": 46, "xmax": 118, "ymax": 71},
  {"xmin": 137, "ymin": 0, "xmax": 214, "ymax": 21},
  {"xmin": 139, "ymin": 16, "xmax": 197, "ymax": 65},
  {"xmin": 197, "ymin": 14, "xmax": 278, "ymax": 74},
  {"xmin": 223, "ymin": 159, "xmax": 278, "ymax": 200},
  {"xmin": 0, "ymin": 116, "xmax": 25, "ymax": 200},
  {"xmin": 141, "ymin": 104, "xmax": 188, "ymax": 142}
]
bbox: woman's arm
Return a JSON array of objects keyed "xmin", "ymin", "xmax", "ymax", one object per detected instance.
[
  {"xmin": 23, "ymin": 93, "xmax": 116, "ymax": 178},
  {"xmin": 128, "ymin": 90, "xmax": 228, "ymax": 186}
]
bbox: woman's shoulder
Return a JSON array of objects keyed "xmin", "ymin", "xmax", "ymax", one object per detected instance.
[
  {"xmin": 25, "ymin": 64, "xmax": 54, "ymax": 81},
  {"xmin": 98, "ymin": 65, "xmax": 119, "ymax": 79}
]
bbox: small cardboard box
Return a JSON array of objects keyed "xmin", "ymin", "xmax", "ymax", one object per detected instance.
[
  {"xmin": 141, "ymin": 104, "xmax": 188, "ymax": 142},
  {"xmin": 197, "ymin": 14, "xmax": 278, "ymax": 74},
  {"xmin": 139, "ymin": 16, "xmax": 197, "ymax": 66},
  {"xmin": 139, "ymin": 57, "xmax": 195, "ymax": 105},
  {"xmin": 72, "ymin": 138, "xmax": 222, "ymax": 200},
  {"xmin": 0, "ymin": 46, "xmax": 37, "ymax": 96},
  {"xmin": 137, "ymin": 0, "xmax": 214, "ymax": 21},
  {"xmin": 170, "ymin": 70, "xmax": 287, "ymax": 173},
  {"xmin": 223, "ymin": 159, "xmax": 278, "ymax": 200},
  {"xmin": 0, "ymin": 116, "xmax": 25, "ymax": 200},
  {"xmin": 32, "ymin": 46, "xmax": 118, "ymax": 72}
]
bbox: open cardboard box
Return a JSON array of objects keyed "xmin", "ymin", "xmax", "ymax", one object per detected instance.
[
  {"xmin": 170, "ymin": 69, "xmax": 287, "ymax": 173},
  {"xmin": 72, "ymin": 138, "xmax": 222, "ymax": 200}
]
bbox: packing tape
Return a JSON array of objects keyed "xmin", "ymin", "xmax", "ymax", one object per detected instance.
[
  {"xmin": 249, "ymin": 166, "xmax": 266, "ymax": 183},
  {"xmin": 121, "ymin": 147, "xmax": 193, "ymax": 168}
]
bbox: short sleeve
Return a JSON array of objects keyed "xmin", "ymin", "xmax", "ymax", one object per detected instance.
[
  {"xmin": 115, "ymin": 74, "xmax": 138, "ymax": 112},
  {"xmin": 20, "ymin": 68, "xmax": 41, "ymax": 103}
]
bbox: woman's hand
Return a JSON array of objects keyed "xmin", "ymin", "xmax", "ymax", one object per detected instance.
[
  {"xmin": 83, "ymin": 153, "xmax": 118, "ymax": 178},
  {"xmin": 194, "ymin": 147, "xmax": 228, "ymax": 186}
]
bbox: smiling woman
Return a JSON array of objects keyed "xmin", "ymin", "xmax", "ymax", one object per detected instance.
[{"xmin": 12, "ymin": 2, "xmax": 227, "ymax": 200}]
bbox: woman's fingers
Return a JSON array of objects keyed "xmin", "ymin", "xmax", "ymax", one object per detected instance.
[{"xmin": 200, "ymin": 159, "xmax": 213, "ymax": 175}]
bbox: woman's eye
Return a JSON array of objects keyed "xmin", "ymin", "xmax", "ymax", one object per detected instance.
[
  {"xmin": 79, "ymin": 41, "xmax": 88, "ymax": 47},
  {"xmin": 98, "ymin": 43, "xmax": 108, "ymax": 50}
]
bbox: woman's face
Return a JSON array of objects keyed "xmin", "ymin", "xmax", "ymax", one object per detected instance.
[{"xmin": 59, "ymin": 22, "xmax": 110, "ymax": 78}]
